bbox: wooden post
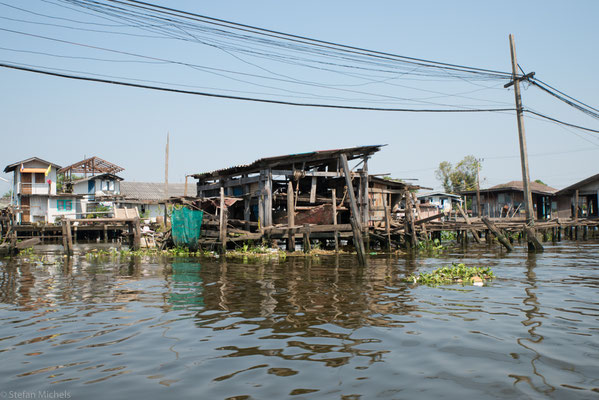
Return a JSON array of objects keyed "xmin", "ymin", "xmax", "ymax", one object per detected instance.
[
  {"xmin": 303, "ymin": 224, "xmax": 311, "ymax": 253},
  {"xmin": 411, "ymin": 192, "xmax": 427, "ymax": 237},
  {"xmin": 332, "ymin": 188, "xmax": 339, "ymax": 252},
  {"xmin": 219, "ymin": 187, "xmax": 227, "ymax": 253},
  {"xmin": 133, "ymin": 217, "xmax": 141, "ymax": 250},
  {"xmin": 404, "ymin": 190, "xmax": 418, "ymax": 247},
  {"xmin": 73, "ymin": 225, "xmax": 78, "ymax": 244},
  {"xmin": 507, "ymin": 34, "xmax": 542, "ymax": 252},
  {"xmin": 455, "ymin": 202, "xmax": 481, "ymax": 244},
  {"xmin": 382, "ymin": 191, "xmax": 392, "ymax": 252},
  {"xmin": 65, "ymin": 219, "xmax": 73, "ymax": 255},
  {"xmin": 339, "ymin": 154, "xmax": 366, "ymax": 265},
  {"xmin": 266, "ymin": 169, "xmax": 273, "ymax": 227},
  {"xmin": 309, "ymin": 176, "xmax": 317, "ymax": 204},
  {"xmin": 362, "ymin": 157, "xmax": 370, "ymax": 227},
  {"xmin": 242, "ymin": 184, "xmax": 250, "ymax": 231},
  {"xmin": 574, "ymin": 190, "xmax": 579, "ymax": 220},
  {"xmin": 184, "ymin": 175, "xmax": 188, "ymax": 196},
  {"xmin": 287, "ymin": 181, "xmax": 295, "ymax": 251},
  {"xmin": 61, "ymin": 220, "xmax": 68, "ymax": 251},
  {"xmin": 482, "ymin": 217, "xmax": 514, "ymax": 252}
]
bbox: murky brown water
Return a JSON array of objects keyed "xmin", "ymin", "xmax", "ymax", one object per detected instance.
[{"xmin": 1, "ymin": 242, "xmax": 598, "ymax": 399}]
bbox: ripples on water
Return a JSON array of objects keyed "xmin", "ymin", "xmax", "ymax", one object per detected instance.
[{"xmin": 0, "ymin": 242, "xmax": 598, "ymax": 399}]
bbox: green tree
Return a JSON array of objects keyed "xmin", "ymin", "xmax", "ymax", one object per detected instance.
[{"xmin": 435, "ymin": 155, "xmax": 480, "ymax": 193}]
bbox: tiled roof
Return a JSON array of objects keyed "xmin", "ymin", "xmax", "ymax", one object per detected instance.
[
  {"xmin": 488, "ymin": 180, "xmax": 557, "ymax": 194},
  {"xmin": 120, "ymin": 182, "xmax": 188, "ymax": 202}
]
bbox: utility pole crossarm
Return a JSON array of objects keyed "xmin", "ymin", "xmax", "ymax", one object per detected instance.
[{"xmin": 504, "ymin": 71, "xmax": 535, "ymax": 89}]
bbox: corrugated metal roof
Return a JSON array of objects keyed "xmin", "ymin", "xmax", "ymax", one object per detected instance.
[
  {"xmin": 192, "ymin": 145, "xmax": 385, "ymax": 180},
  {"xmin": 556, "ymin": 173, "xmax": 599, "ymax": 195},
  {"xmin": 120, "ymin": 182, "xmax": 188, "ymax": 202}
]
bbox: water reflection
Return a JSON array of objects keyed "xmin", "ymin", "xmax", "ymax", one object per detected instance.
[
  {"xmin": 0, "ymin": 244, "xmax": 598, "ymax": 398},
  {"xmin": 511, "ymin": 253, "xmax": 555, "ymax": 395}
]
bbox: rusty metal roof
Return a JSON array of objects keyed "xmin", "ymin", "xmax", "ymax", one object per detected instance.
[{"xmin": 193, "ymin": 145, "xmax": 385, "ymax": 180}]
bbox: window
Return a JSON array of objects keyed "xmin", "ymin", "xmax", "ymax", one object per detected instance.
[{"xmin": 57, "ymin": 199, "xmax": 72, "ymax": 211}]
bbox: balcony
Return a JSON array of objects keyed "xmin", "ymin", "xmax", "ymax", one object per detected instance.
[{"xmin": 19, "ymin": 182, "xmax": 51, "ymax": 195}]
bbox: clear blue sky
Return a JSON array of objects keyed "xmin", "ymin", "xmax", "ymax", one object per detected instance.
[{"xmin": 1, "ymin": 0, "xmax": 598, "ymax": 195}]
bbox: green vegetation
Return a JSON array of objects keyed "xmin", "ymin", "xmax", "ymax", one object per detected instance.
[
  {"xmin": 441, "ymin": 231, "xmax": 457, "ymax": 241},
  {"xmin": 435, "ymin": 155, "xmax": 481, "ymax": 194},
  {"xmin": 407, "ymin": 263, "xmax": 494, "ymax": 287},
  {"xmin": 417, "ymin": 238, "xmax": 445, "ymax": 255}
]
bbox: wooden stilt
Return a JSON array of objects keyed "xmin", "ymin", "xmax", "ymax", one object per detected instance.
[
  {"xmin": 303, "ymin": 224, "xmax": 311, "ymax": 253},
  {"xmin": 339, "ymin": 154, "xmax": 366, "ymax": 265},
  {"xmin": 482, "ymin": 217, "xmax": 514, "ymax": 252},
  {"xmin": 65, "ymin": 219, "xmax": 73, "ymax": 255},
  {"xmin": 382, "ymin": 192, "xmax": 392, "ymax": 252},
  {"xmin": 455, "ymin": 203, "xmax": 481, "ymax": 244},
  {"xmin": 287, "ymin": 181, "xmax": 296, "ymax": 251},
  {"xmin": 133, "ymin": 218, "xmax": 141, "ymax": 250},
  {"xmin": 332, "ymin": 188, "xmax": 339, "ymax": 252},
  {"xmin": 219, "ymin": 187, "xmax": 227, "ymax": 254}
]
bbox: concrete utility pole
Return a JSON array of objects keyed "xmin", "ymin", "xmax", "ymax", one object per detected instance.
[
  {"xmin": 165, "ymin": 132, "xmax": 170, "ymax": 198},
  {"xmin": 506, "ymin": 34, "xmax": 543, "ymax": 252},
  {"xmin": 476, "ymin": 158, "xmax": 482, "ymax": 217}
]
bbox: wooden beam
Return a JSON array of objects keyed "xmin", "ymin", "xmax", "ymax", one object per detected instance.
[
  {"xmin": 382, "ymin": 191, "xmax": 392, "ymax": 251},
  {"xmin": 339, "ymin": 154, "xmax": 366, "ymax": 265},
  {"xmin": 482, "ymin": 217, "xmax": 514, "ymax": 252},
  {"xmin": 414, "ymin": 212, "xmax": 446, "ymax": 225},
  {"xmin": 219, "ymin": 187, "xmax": 227, "ymax": 253},
  {"xmin": 287, "ymin": 180, "xmax": 295, "ymax": 251},
  {"xmin": 455, "ymin": 202, "xmax": 482, "ymax": 244},
  {"xmin": 310, "ymin": 176, "xmax": 317, "ymax": 204},
  {"xmin": 133, "ymin": 217, "xmax": 141, "ymax": 250},
  {"xmin": 332, "ymin": 188, "xmax": 339, "ymax": 252}
]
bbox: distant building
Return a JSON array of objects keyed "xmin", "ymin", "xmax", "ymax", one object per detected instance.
[
  {"xmin": 461, "ymin": 180, "xmax": 557, "ymax": 219},
  {"xmin": 59, "ymin": 157, "xmax": 125, "ymax": 219},
  {"xmin": 3, "ymin": 157, "xmax": 62, "ymax": 223},
  {"xmin": 417, "ymin": 191, "xmax": 462, "ymax": 213},
  {"xmin": 119, "ymin": 182, "xmax": 187, "ymax": 219},
  {"xmin": 555, "ymin": 173, "xmax": 599, "ymax": 218}
]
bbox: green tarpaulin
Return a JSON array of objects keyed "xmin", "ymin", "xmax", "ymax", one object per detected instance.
[{"xmin": 171, "ymin": 207, "xmax": 203, "ymax": 249}]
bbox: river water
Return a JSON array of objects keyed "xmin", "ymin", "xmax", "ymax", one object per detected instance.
[{"xmin": 0, "ymin": 242, "xmax": 598, "ymax": 399}]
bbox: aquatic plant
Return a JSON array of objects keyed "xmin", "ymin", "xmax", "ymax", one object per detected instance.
[
  {"xmin": 407, "ymin": 263, "xmax": 494, "ymax": 287},
  {"xmin": 417, "ymin": 238, "xmax": 445, "ymax": 254}
]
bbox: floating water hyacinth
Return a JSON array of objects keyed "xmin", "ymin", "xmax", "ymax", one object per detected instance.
[{"xmin": 407, "ymin": 263, "xmax": 494, "ymax": 287}]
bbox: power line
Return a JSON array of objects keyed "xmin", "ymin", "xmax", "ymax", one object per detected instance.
[
  {"xmin": 524, "ymin": 109, "xmax": 599, "ymax": 134},
  {"xmin": 86, "ymin": 0, "xmax": 514, "ymax": 78},
  {"xmin": 0, "ymin": 27, "xmax": 509, "ymax": 108},
  {"xmin": 531, "ymin": 77, "xmax": 599, "ymax": 114},
  {"xmin": 529, "ymin": 80, "xmax": 599, "ymax": 120},
  {"xmin": 0, "ymin": 61, "xmax": 517, "ymax": 113}
]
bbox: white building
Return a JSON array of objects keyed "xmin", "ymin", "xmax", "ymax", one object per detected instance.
[
  {"xmin": 3, "ymin": 157, "xmax": 70, "ymax": 223},
  {"xmin": 417, "ymin": 191, "xmax": 463, "ymax": 213}
]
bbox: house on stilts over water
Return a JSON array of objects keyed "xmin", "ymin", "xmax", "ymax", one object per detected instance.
[{"xmin": 169, "ymin": 145, "xmax": 426, "ymax": 256}]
